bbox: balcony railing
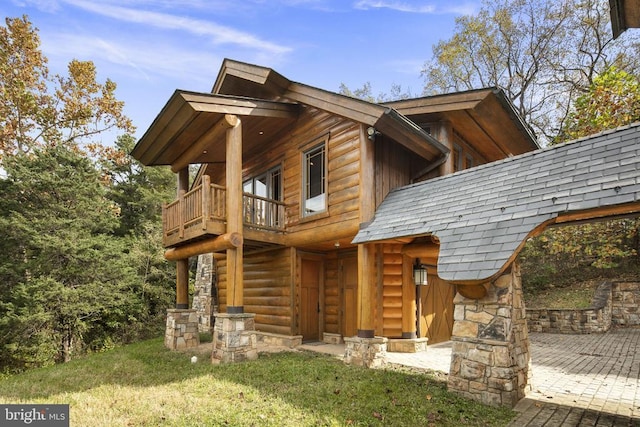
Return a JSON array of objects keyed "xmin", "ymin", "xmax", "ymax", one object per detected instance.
[{"xmin": 162, "ymin": 175, "xmax": 285, "ymax": 246}]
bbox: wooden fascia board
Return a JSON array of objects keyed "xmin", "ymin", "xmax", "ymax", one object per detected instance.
[
  {"xmin": 180, "ymin": 91, "xmax": 299, "ymax": 119},
  {"xmin": 285, "ymin": 82, "xmax": 383, "ymax": 124},
  {"xmin": 133, "ymin": 94, "xmax": 198, "ymax": 166},
  {"xmin": 212, "ymin": 59, "xmax": 290, "ymax": 97},
  {"xmin": 375, "ymin": 109, "xmax": 450, "ymax": 160},
  {"xmin": 384, "ymin": 92, "xmax": 487, "ymax": 116}
]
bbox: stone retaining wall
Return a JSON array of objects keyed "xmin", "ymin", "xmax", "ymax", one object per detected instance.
[{"xmin": 526, "ymin": 281, "xmax": 640, "ymax": 333}]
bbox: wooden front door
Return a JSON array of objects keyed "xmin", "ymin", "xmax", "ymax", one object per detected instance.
[
  {"xmin": 341, "ymin": 256, "xmax": 358, "ymax": 338},
  {"xmin": 419, "ymin": 273, "xmax": 454, "ymax": 344},
  {"xmin": 300, "ymin": 258, "xmax": 321, "ymax": 341}
]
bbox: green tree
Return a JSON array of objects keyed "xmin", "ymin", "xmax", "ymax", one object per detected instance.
[
  {"xmin": 559, "ymin": 66, "xmax": 640, "ymax": 141},
  {"xmin": 0, "ymin": 15, "xmax": 134, "ymax": 161},
  {"xmin": 422, "ymin": 0, "xmax": 640, "ymax": 142},
  {"xmin": 101, "ymin": 135, "xmax": 176, "ymax": 339},
  {"xmin": 0, "ymin": 145, "xmax": 135, "ymax": 368}
]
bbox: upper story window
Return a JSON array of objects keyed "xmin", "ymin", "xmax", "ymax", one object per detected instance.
[
  {"xmin": 302, "ymin": 141, "xmax": 326, "ymax": 216},
  {"xmin": 243, "ymin": 166, "xmax": 281, "ymax": 200},
  {"xmin": 452, "ymin": 132, "xmax": 484, "ymax": 173},
  {"xmin": 243, "ymin": 166, "xmax": 282, "ymax": 228}
]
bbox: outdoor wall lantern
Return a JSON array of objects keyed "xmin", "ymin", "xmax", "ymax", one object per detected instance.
[{"xmin": 413, "ymin": 261, "xmax": 428, "ymax": 286}]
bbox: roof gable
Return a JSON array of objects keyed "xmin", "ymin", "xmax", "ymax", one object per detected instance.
[{"xmin": 353, "ymin": 123, "xmax": 640, "ymax": 283}]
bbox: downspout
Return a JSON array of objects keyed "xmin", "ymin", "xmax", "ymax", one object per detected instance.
[{"xmin": 411, "ymin": 151, "xmax": 450, "ymax": 183}]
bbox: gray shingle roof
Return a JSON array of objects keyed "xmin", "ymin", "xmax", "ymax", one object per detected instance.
[{"xmin": 352, "ymin": 123, "xmax": 640, "ymax": 282}]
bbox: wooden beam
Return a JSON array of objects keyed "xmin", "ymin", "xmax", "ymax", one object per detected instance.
[
  {"xmin": 164, "ymin": 232, "xmax": 243, "ymax": 261},
  {"xmin": 284, "ymin": 221, "xmax": 360, "ymax": 247},
  {"xmin": 554, "ymin": 203, "xmax": 640, "ymax": 225},
  {"xmin": 171, "ymin": 114, "xmax": 238, "ymax": 173},
  {"xmin": 402, "ymin": 243, "xmax": 440, "ymax": 260}
]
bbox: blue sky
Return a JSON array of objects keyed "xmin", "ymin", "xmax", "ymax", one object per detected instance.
[{"xmin": 2, "ymin": 0, "xmax": 479, "ymax": 139}]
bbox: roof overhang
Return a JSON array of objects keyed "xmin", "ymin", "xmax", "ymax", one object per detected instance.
[
  {"xmin": 131, "ymin": 91, "xmax": 300, "ymax": 168},
  {"xmin": 610, "ymin": 0, "xmax": 640, "ymax": 38},
  {"xmin": 384, "ymin": 88, "xmax": 539, "ymax": 161}
]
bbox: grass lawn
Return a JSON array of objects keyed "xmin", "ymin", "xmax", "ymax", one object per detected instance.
[{"xmin": 0, "ymin": 338, "xmax": 515, "ymax": 426}]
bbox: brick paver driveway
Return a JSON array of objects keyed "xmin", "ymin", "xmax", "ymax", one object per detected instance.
[{"xmin": 509, "ymin": 327, "xmax": 640, "ymax": 426}]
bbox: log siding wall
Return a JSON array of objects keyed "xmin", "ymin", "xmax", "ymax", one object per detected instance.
[
  {"xmin": 218, "ymin": 248, "xmax": 294, "ymax": 335},
  {"xmin": 381, "ymin": 244, "xmax": 404, "ymax": 337}
]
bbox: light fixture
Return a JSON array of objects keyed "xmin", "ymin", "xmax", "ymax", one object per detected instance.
[
  {"xmin": 413, "ymin": 260, "xmax": 428, "ymax": 286},
  {"xmin": 366, "ymin": 127, "xmax": 379, "ymax": 141}
]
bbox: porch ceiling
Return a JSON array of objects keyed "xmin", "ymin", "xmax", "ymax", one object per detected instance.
[
  {"xmin": 131, "ymin": 90, "xmax": 300, "ymax": 167},
  {"xmin": 353, "ymin": 123, "xmax": 640, "ymax": 283}
]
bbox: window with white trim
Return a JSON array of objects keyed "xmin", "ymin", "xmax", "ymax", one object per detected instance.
[{"xmin": 302, "ymin": 143, "xmax": 326, "ymax": 216}]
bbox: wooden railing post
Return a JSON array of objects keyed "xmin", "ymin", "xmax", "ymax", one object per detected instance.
[
  {"xmin": 178, "ymin": 189, "xmax": 186, "ymax": 239},
  {"xmin": 161, "ymin": 202, "xmax": 168, "ymax": 246},
  {"xmin": 202, "ymin": 175, "xmax": 211, "ymax": 230}
]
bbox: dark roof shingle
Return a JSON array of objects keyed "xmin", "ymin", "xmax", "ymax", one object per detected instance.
[{"xmin": 352, "ymin": 123, "xmax": 640, "ymax": 282}]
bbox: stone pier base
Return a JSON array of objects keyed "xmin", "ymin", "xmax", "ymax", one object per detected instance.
[
  {"xmin": 211, "ymin": 313, "xmax": 258, "ymax": 363},
  {"xmin": 165, "ymin": 309, "xmax": 200, "ymax": 350},
  {"xmin": 344, "ymin": 336, "xmax": 388, "ymax": 368},
  {"xmin": 448, "ymin": 263, "xmax": 532, "ymax": 407}
]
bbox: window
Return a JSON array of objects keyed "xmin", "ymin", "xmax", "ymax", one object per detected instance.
[
  {"xmin": 243, "ymin": 166, "xmax": 282, "ymax": 227},
  {"xmin": 303, "ymin": 143, "xmax": 326, "ymax": 216},
  {"xmin": 453, "ymin": 144, "xmax": 463, "ymax": 172}
]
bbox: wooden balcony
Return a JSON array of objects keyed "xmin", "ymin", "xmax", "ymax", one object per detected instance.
[{"xmin": 162, "ymin": 175, "xmax": 286, "ymax": 248}]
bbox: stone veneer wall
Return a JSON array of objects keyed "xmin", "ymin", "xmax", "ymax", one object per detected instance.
[
  {"xmin": 526, "ymin": 281, "xmax": 640, "ymax": 333},
  {"xmin": 448, "ymin": 263, "xmax": 531, "ymax": 407},
  {"xmin": 193, "ymin": 253, "xmax": 217, "ymax": 333}
]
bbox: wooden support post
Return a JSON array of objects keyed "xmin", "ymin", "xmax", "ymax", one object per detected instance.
[
  {"xmin": 357, "ymin": 243, "xmax": 375, "ymax": 338},
  {"xmin": 176, "ymin": 258, "xmax": 189, "ymax": 309},
  {"xmin": 437, "ymin": 120, "xmax": 454, "ymax": 175},
  {"xmin": 355, "ymin": 126, "xmax": 377, "ymax": 339},
  {"xmin": 174, "ymin": 168, "xmax": 190, "ymax": 308},
  {"xmin": 177, "ymin": 168, "xmax": 189, "ymax": 240},
  {"xmin": 225, "ymin": 115, "xmax": 244, "ymax": 314},
  {"xmin": 401, "ymin": 254, "xmax": 417, "ymax": 339}
]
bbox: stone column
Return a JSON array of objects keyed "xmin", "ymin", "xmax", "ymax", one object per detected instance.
[
  {"xmin": 448, "ymin": 262, "xmax": 531, "ymax": 407},
  {"xmin": 193, "ymin": 253, "xmax": 217, "ymax": 332},
  {"xmin": 211, "ymin": 313, "xmax": 258, "ymax": 363},
  {"xmin": 165, "ymin": 309, "xmax": 200, "ymax": 350}
]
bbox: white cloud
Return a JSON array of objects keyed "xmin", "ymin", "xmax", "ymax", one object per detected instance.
[
  {"xmin": 61, "ymin": 0, "xmax": 292, "ymax": 55},
  {"xmin": 42, "ymin": 31, "xmax": 219, "ymax": 85},
  {"xmin": 353, "ymin": 0, "xmax": 476, "ymax": 15}
]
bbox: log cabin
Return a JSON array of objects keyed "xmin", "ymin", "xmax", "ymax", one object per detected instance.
[{"xmin": 131, "ymin": 58, "xmax": 539, "ymax": 356}]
